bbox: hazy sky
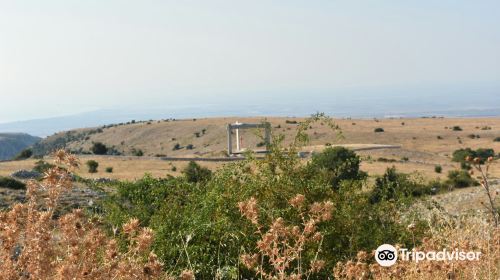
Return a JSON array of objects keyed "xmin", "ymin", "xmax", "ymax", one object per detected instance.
[{"xmin": 1, "ymin": 1, "xmax": 500, "ymax": 123}]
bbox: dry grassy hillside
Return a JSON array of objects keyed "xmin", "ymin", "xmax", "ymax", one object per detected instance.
[
  {"xmin": 12, "ymin": 116, "xmax": 496, "ymax": 181},
  {"xmin": 37, "ymin": 116, "xmax": 499, "ymax": 157}
]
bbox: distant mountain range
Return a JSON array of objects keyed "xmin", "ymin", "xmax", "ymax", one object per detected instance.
[{"xmin": 0, "ymin": 133, "xmax": 41, "ymax": 160}]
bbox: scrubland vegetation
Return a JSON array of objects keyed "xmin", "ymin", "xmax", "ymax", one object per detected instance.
[{"xmin": 0, "ymin": 115, "xmax": 499, "ymax": 279}]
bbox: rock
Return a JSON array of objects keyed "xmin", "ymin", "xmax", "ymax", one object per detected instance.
[{"xmin": 11, "ymin": 169, "xmax": 42, "ymax": 180}]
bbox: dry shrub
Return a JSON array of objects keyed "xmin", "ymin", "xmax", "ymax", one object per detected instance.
[
  {"xmin": 0, "ymin": 150, "xmax": 192, "ymax": 280},
  {"xmin": 238, "ymin": 194, "xmax": 333, "ymax": 279},
  {"xmin": 334, "ymin": 211, "xmax": 500, "ymax": 279}
]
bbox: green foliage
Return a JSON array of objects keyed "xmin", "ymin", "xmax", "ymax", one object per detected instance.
[
  {"xmin": 434, "ymin": 165, "xmax": 442, "ymax": 173},
  {"xmin": 452, "ymin": 126, "xmax": 463, "ymax": 131},
  {"xmin": 374, "ymin": 127, "xmax": 384, "ymax": 132},
  {"xmin": 494, "ymin": 137, "xmax": 500, "ymax": 142},
  {"xmin": 14, "ymin": 148, "xmax": 33, "ymax": 160},
  {"xmin": 0, "ymin": 176, "xmax": 26, "ymax": 190},
  {"xmin": 105, "ymin": 167, "xmax": 113, "ymax": 173},
  {"xmin": 445, "ymin": 170, "xmax": 477, "ymax": 188},
  {"xmin": 182, "ymin": 161, "xmax": 211, "ymax": 183},
  {"xmin": 33, "ymin": 160, "xmax": 55, "ymax": 173},
  {"xmin": 131, "ymin": 148, "xmax": 144, "ymax": 156},
  {"xmin": 256, "ymin": 141, "xmax": 266, "ymax": 147},
  {"xmin": 310, "ymin": 146, "xmax": 366, "ymax": 188},
  {"xmin": 91, "ymin": 142, "xmax": 108, "ymax": 155},
  {"xmin": 100, "ymin": 114, "xmax": 425, "ymax": 278},
  {"xmin": 86, "ymin": 160, "xmax": 99, "ymax": 173},
  {"xmin": 369, "ymin": 167, "xmax": 433, "ymax": 203},
  {"xmin": 452, "ymin": 148, "xmax": 495, "ymax": 169}
]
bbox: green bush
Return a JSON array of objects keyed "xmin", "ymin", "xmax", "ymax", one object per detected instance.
[
  {"xmin": 445, "ymin": 170, "xmax": 477, "ymax": 188},
  {"xmin": 370, "ymin": 167, "xmax": 433, "ymax": 203},
  {"xmin": 374, "ymin": 127, "xmax": 384, "ymax": 132},
  {"xmin": 105, "ymin": 167, "xmax": 113, "ymax": 173},
  {"xmin": 182, "ymin": 161, "xmax": 211, "ymax": 183},
  {"xmin": 494, "ymin": 137, "xmax": 500, "ymax": 142},
  {"xmin": 91, "ymin": 142, "xmax": 108, "ymax": 155},
  {"xmin": 310, "ymin": 146, "xmax": 366, "ymax": 188},
  {"xmin": 0, "ymin": 176, "xmax": 26, "ymax": 190},
  {"xmin": 434, "ymin": 165, "xmax": 442, "ymax": 173},
  {"xmin": 256, "ymin": 141, "xmax": 266, "ymax": 147},
  {"xmin": 452, "ymin": 126, "xmax": 463, "ymax": 131},
  {"xmin": 100, "ymin": 114, "xmax": 426, "ymax": 278},
  {"xmin": 14, "ymin": 148, "xmax": 33, "ymax": 160},
  {"xmin": 131, "ymin": 148, "xmax": 144, "ymax": 156},
  {"xmin": 33, "ymin": 160, "xmax": 55, "ymax": 173},
  {"xmin": 452, "ymin": 148, "xmax": 495, "ymax": 168},
  {"xmin": 86, "ymin": 160, "xmax": 99, "ymax": 173}
]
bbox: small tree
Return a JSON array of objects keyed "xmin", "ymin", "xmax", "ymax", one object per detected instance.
[
  {"xmin": 434, "ymin": 165, "xmax": 442, "ymax": 173},
  {"xmin": 182, "ymin": 161, "xmax": 211, "ymax": 183},
  {"xmin": 311, "ymin": 146, "xmax": 365, "ymax": 188},
  {"xmin": 14, "ymin": 148, "xmax": 33, "ymax": 160},
  {"xmin": 91, "ymin": 142, "xmax": 108, "ymax": 155},
  {"xmin": 446, "ymin": 170, "xmax": 476, "ymax": 188},
  {"xmin": 374, "ymin": 127, "xmax": 384, "ymax": 132},
  {"xmin": 86, "ymin": 160, "xmax": 99, "ymax": 173}
]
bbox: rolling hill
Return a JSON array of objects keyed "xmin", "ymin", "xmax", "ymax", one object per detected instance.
[{"xmin": 0, "ymin": 133, "xmax": 41, "ymax": 160}]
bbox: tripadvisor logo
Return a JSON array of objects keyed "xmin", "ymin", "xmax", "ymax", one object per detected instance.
[
  {"xmin": 375, "ymin": 244, "xmax": 482, "ymax": 267},
  {"xmin": 375, "ymin": 244, "xmax": 397, "ymax": 267}
]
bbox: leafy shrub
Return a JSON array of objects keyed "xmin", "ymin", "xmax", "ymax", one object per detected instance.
[
  {"xmin": 14, "ymin": 148, "xmax": 33, "ymax": 160},
  {"xmin": 434, "ymin": 165, "xmax": 442, "ymax": 173},
  {"xmin": 377, "ymin": 157, "xmax": 397, "ymax": 162},
  {"xmin": 285, "ymin": 120, "xmax": 298, "ymax": 124},
  {"xmin": 445, "ymin": 170, "xmax": 477, "ymax": 188},
  {"xmin": 452, "ymin": 148, "xmax": 495, "ymax": 168},
  {"xmin": 0, "ymin": 176, "xmax": 26, "ymax": 190},
  {"xmin": 33, "ymin": 160, "xmax": 56, "ymax": 173},
  {"xmin": 494, "ymin": 137, "xmax": 500, "ymax": 142},
  {"xmin": 182, "ymin": 161, "xmax": 211, "ymax": 183},
  {"xmin": 91, "ymin": 142, "xmax": 108, "ymax": 155},
  {"xmin": 310, "ymin": 146, "xmax": 366, "ymax": 188},
  {"xmin": 370, "ymin": 167, "xmax": 433, "ymax": 203},
  {"xmin": 256, "ymin": 141, "xmax": 266, "ymax": 147},
  {"xmin": 105, "ymin": 167, "xmax": 113, "ymax": 173},
  {"xmin": 101, "ymin": 114, "xmax": 425, "ymax": 278},
  {"xmin": 452, "ymin": 125, "xmax": 463, "ymax": 131},
  {"xmin": 131, "ymin": 148, "xmax": 144, "ymax": 156},
  {"xmin": 86, "ymin": 160, "xmax": 99, "ymax": 173},
  {"xmin": 374, "ymin": 127, "xmax": 384, "ymax": 132}
]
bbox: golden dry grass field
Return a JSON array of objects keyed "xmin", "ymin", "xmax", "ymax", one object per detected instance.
[{"xmin": 0, "ymin": 116, "xmax": 499, "ymax": 181}]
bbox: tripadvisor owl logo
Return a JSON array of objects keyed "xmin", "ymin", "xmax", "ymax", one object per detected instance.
[
  {"xmin": 375, "ymin": 244, "xmax": 398, "ymax": 267},
  {"xmin": 374, "ymin": 244, "xmax": 482, "ymax": 266}
]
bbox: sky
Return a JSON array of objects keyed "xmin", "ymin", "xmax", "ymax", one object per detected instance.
[{"xmin": 1, "ymin": 0, "xmax": 500, "ymax": 123}]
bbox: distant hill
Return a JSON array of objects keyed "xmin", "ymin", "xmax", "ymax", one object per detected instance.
[
  {"xmin": 0, "ymin": 133, "xmax": 41, "ymax": 160},
  {"xmin": 30, "ymin": 116, "xmax": 500, "ymax": 161}
]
